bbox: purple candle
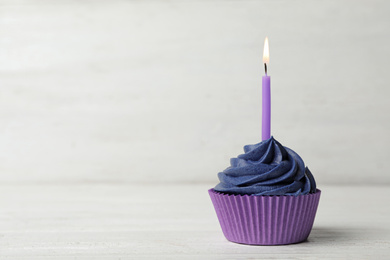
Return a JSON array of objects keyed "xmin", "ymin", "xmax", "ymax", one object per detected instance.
[{"xmin": 262, "ymin": 37, "xmax": 271, "ymax": 140}]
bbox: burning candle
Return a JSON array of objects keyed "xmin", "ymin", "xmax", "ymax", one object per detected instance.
[{"xmin": 262, "ymin": 37, "xmax": 271, "ymax": 141}]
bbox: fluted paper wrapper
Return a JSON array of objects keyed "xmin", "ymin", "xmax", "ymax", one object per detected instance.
[{"xmin": 209, "ymin": 189, "xmax": 321, "ymax": 245}]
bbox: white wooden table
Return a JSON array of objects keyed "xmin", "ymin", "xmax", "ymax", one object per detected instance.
[{"xmin": 0, "ymin": 184, "xmax": 389, "ymax": 259}]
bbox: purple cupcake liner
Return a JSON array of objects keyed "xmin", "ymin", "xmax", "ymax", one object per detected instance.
[{"xmin": 209, "ymin": 189, "xmax": 321, "ymax": 245}]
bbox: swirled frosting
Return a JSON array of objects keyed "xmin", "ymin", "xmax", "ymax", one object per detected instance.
[{"xmin": 214, "ymin": 137, "xmax": 316, "ymax": 196}]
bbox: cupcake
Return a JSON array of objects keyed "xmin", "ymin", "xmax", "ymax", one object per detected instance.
[{"xmin": 209, "ymin": 137, "xmax": 321, "ymax": 245}]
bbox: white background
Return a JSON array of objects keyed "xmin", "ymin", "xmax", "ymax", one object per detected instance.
[{"xmin": 0, "ymin": 0, "xmax": 389, "ymax": 185}]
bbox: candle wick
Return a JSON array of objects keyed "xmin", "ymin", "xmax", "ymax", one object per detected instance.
[{"xmin": 264, "ymin": 63, "xmax": 268, "ymax": 75}]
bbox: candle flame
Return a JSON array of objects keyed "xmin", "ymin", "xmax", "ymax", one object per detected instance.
[{"xmin": 263, "ymin": 37, "xmax": 269, "ymax": 65}]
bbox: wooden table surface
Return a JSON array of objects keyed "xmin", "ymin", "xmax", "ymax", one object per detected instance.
[{"xmin": 0, "ymin": 183, "xmax": 389, "ymax": 259}]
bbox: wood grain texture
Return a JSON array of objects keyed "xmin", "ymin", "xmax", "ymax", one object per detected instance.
[
  {"xmin": 0, "ymin": 1, "xmax": 390, "ymax": 185},
  {"xmin": 0, "ymin": 184, "xmax": 389, "ymax": 259}
]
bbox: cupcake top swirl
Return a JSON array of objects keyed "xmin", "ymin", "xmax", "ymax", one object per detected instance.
[{"xmin": 214, "ymin": 137, "xmax": 316, "ymax": 196}]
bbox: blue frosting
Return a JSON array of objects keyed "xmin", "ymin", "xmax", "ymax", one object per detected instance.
[{"xmin": 214, "ymin": 137, "xmax": 316, "ymax": 196}]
